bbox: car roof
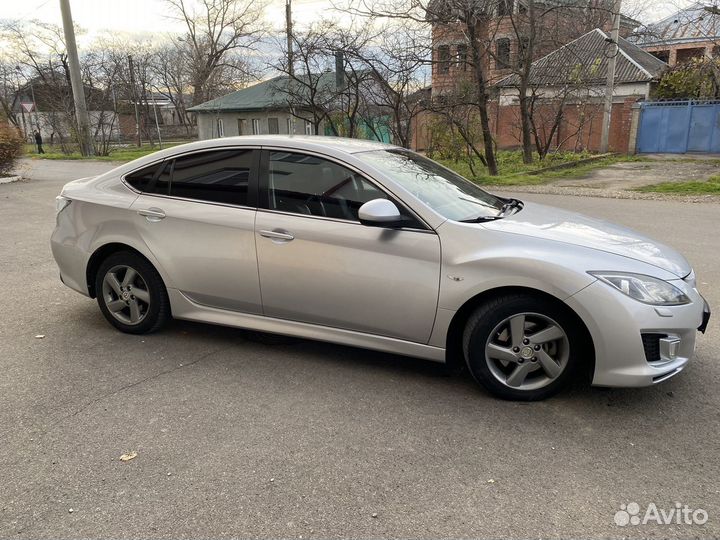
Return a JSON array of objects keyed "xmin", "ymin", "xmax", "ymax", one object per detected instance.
[{"xmin": 125, "ymin": 136, "xmax": 399, "ymax": 169}]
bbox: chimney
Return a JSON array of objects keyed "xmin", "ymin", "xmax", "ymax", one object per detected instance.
[{"xmin": 335, "ymin": 51, "xmax": 345, "ymax": 90}]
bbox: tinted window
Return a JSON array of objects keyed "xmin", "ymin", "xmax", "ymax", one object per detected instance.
[
  {"xmin": 125, "ymin": 161, "xmax": 171, "ymax": 194},
  {"xmin": 170, "ymin": 149, "xmax": 253, "ymax": 206},
  {"xmin": 267, "ymin": 151, "xmax": 393, "ymax": 222}
]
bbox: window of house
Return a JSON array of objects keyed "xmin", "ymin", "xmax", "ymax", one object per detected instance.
[
  {"xmin": 305, "ymin": 121, "xmax": 314, "ymax": 135},
  {"xmin": 125, "ymin": 160, "xmax": 171, "ymax": 195},
  {"xmin": 286, "ymin": 117, "xmax": 293, "ymax": 134},
  {"xmin": 497, "ymin": 0, "xmax": 514, "ymax": 16},
  {"xmin": 456, "ymin": 44, "xmax": 468, "ymax": 70},
  {"xmin": 496, "ymin": 38, "xmax": 511, "ymax": 69},
  {"xmin": 438, "ymin": 45, "xmax": 451, "ymax": 74},
  {"xmin": 650, "ymin": 50, "xmax": 670, "ymax": 63},
  {"xmin": 169, "ymin": 149, "xmax": 254, "ymax": 206},
  {"xmin": 268, "ymin": 117, "xmax": 279, "ymax": 134},
  {"xmin": 238, "ymin": 118, "xmax": 247, "ymax": 135},
  {"xmin": 252, "ymin": 118, "xmax": 261, "ymax": 135},
  {"xmin": 216, "ymin": 118, "xmax": 224, "ymax": 137},
  {"xmin": 265, "ymin": 151, "xmax": 394, "ymax": 222}
]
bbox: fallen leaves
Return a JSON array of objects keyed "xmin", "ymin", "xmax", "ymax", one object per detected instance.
[{"xmin": 119, "ymin": 451, "xmax": 138, "ymax": 462}]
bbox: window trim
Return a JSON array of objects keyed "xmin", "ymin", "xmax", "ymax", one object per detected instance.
[
  {"xmin": 257, "ymin": 148, "xmax": 433, "ymax": 232},
  {"xmin": 121, "ymin": 146, "xmax": 262, "ymax": 210}
]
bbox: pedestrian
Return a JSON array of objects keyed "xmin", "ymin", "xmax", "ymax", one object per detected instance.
[{"xmin": 34, "ymin": 130, "xmax": 45, "ymax": 154}]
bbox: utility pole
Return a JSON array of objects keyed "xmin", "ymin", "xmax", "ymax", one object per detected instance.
[
  {"xmin": 59, "ymin": 0, "xmax": 94, "ymax": 156},
  {"xmin": 600, "ymin": 0, "xmax": 622, "ymax": 154},
  {"xmin": 128, "ymin": 55, "xmax": 142, "ymax": 147},
  {"xmin": 286, "ymin": 0, "xmax": 294, "ymax": 77},
  {"xmin": 286, "ymin": 0, "xmax": 296, "ymax": 135}
]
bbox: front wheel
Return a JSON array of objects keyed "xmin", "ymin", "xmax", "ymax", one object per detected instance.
[
  {"xmin": 95, "ymin": 251, "xmax": 171, "ymax": 334},
  {"xmin": 463, "ymin": 294, "xmax": 583, "ymax": 400}
]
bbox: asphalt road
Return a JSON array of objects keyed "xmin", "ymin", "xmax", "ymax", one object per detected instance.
[{"xmin": 1, "ymin": 159, "xmax": 719, "ymax": 539}]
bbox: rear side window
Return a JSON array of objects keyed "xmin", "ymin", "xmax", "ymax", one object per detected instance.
[
  {"xmin": 170, "ymin": 149, "xmax": 254, "ymax": 206},
  {"xmin": 125, "ymin": 161, "xmax": 171, "ymax": 194}
]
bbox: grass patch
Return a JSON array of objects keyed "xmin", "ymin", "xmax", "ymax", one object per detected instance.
[
  {"xmin": 24, "ymin": 142, "xmax": 185, "ymax": 162},
  {"xmin": 636, "ymin": 175, "xmax": 720, "ymax": 194},
  {"xmin": 437, "ymin": 151, "xmax": 647, "ymax": 186}
]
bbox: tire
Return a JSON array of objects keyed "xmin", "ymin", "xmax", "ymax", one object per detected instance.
[
  {"xmin": 462, "ymin": 294, "xmax": 583, "ymax": 401},
  {"xmin": 95, "ymin": 250, "xmax": 171, "ymax": 334}
]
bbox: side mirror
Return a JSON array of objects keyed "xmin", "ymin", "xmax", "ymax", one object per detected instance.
[{"xmin": 358, "ymin": 199, "xmax": 404, "ymax": 228}]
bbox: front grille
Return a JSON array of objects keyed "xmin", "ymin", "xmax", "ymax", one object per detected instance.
[{"xmin": 641, "ymin": 333, "xmax": 667, "ymax": 363}]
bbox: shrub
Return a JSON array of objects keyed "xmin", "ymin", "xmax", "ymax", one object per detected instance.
[{"xmin": 0, "ymin": 124, "xmax": 24, "ymax": 176}]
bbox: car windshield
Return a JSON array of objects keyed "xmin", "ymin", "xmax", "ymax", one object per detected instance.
[{"xmin": 356, "ymin": 149, "xmax": 505, "ymax": 221}]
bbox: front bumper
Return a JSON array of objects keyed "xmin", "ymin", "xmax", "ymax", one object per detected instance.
[{"xmin": 565, "ymin": 279, "xmax": 707, "ymax": 388}]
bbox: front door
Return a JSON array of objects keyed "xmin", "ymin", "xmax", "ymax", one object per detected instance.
[
  {"xmin": 129, "ymin": 148, "xmax": 263, "ymax": 314},
  {"xmin": 255, "ymin": 150, "xmax": 441, "ymax": 343}
]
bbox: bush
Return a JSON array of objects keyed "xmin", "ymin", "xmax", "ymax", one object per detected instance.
[{"xmin": 0, "ymin": 125, "xmax": 23, "ymax": 176}]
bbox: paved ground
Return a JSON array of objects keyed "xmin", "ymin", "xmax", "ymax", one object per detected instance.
[{"xmin": 1, "ymin": 160, "xmax": 719, "ymax": 539}]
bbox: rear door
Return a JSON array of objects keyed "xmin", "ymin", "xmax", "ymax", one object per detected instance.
[
  {"xmin": 128, "ymin": 148, "xmax": 263, "ymax": 314},
  {"xmin": 254, "ymin": 149, "xmax": 441, "ymax": 343}
]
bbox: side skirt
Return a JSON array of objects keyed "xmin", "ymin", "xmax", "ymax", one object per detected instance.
[{"xmin": 168, "ymin": 289, "xmax": 447, "ymax": 363}]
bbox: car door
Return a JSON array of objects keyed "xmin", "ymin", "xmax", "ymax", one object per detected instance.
[
  {"xmin": 255, "ymin": 149, "xmax": 441, "ymax": 343},
  {"xmin": 128, "ymin": 148, "xmax": 263, "ymax": 314}
]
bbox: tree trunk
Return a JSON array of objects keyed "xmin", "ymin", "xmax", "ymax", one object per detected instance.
[
  {"xmin": 467, "ymin": 20, "xmax": 498, "ymax": 176},
  {"xmin": 517, "ymin": 0, "xmax": 536, "ymax": 164}
]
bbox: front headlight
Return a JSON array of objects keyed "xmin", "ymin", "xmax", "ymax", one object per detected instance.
[{"xmin": 589, "ymin": 272, "xmax": 691, "ymax": 306}]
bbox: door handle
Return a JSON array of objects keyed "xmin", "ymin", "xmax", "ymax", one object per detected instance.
[
  {"xmin": 259, "ymin": 229, "xmax": 295, "ymax": 242},
  {"xmin": 137, "ymin": 207, "xmax": 166, "ymax": 222}
]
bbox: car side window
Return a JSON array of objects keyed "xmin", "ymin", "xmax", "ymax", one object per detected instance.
[
  {"xmin": 265, "ymin": 151, "xmax": 412, "ymax": 223},
  {"xmin": 169, "ymin": 149, "xmax": 254, "ymax": 206},
  {"xmin": 125, "ymin": 161, "xmax": 170, "ymax": 194}
]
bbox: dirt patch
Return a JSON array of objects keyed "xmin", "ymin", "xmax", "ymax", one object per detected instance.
[{"xmin": 550, "ymin": 158, "xmax": 720, "ymax": 191}]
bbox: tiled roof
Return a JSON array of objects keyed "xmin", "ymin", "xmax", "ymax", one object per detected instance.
[
  {"xmin": 634, "ymin": 2, "xmax": 720, "ymax": 47},
  {"xmin": 496, "ymin": 28, "xmax": 667, "ymax": 88},
  {"xmin": 188, "ymin": 72, "xmax": 340, "ymax": 113}
]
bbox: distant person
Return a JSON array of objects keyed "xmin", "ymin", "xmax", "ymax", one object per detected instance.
[{"xmin": 34, "ymin": 130, "xmax": 45, "ymax": 154}]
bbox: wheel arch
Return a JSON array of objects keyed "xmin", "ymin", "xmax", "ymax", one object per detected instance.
[
  {"xmin": 86, "ymin": 243, "xmax": 162, "ymax": 298},
  {"xmin": 444, "ymin": 286, "xmax": 595, "ymax": 381}
]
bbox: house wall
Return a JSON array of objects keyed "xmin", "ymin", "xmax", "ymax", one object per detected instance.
[
  {"xmin": 642, "ymin": 41, "xmax": 717, "ymax": 67},
  {"xmin": 492, "ymin": 96, "xmax": 640, "ymax": 153},
  {"xmin": 195, "ymin": 111, "xmax": 325, "ymax": 140}
]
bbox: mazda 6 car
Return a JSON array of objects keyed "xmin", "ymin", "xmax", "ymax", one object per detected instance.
[{"xmin": 51, "ymin": 136, "xmax": 711, "ymax": 400}]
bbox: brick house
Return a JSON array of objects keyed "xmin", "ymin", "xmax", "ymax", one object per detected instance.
[
  {"xmin": 494, "ymin": 29, "xmax": 667, "ymax": 153},
  {"xmin": 429, "ymin": 0, "xmax": 638, "ymax": 93},
  {"xmin": 634, "ymin": 3, "xmax": 720, "ymax": 66}
]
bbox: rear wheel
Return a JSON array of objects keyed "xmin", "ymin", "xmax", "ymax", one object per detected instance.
[
  {"xmin": 95, "ymin": 251, "xmax": 170, "ymax": 334},
  {"xmin": 462, "ymin": 294, "xmax": 582, "ymax": 400}
]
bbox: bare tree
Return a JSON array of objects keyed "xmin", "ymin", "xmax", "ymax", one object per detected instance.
[
  {"xmin": 274, "ymin": 20, "xmax": 341, "ymax": 135},
  {"xmin": 164, "ymin": 0, "xmax": 267, "ymax": 106},
  {"xmin": 348, "ymin": 0, "xmax": 500, "ymax": 175}
]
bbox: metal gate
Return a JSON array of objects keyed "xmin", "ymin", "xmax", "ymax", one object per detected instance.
[{"xmin": 637, "ymin": 100, "xmax": 720, "ymax": 154}]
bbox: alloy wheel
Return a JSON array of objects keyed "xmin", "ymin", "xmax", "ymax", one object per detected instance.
[
  {"xmin": 484, "ymin": 312, "xmax": 570, "ymax": 391},
  {"xmin": 101, "ymin": 265, "xmax": 151, "ymax": 325}
]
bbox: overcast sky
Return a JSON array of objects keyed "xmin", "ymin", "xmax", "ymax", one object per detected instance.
[
  {"xmin": 0, "ymin": 0, "xmax": 698, "ymax": 38},
  {"xmin": 0, "ymin": 0, "xmax": 335, "ymax": 38}
]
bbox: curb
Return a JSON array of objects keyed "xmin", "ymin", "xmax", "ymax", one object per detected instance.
[{"xmin": 0, "ymin": 175, "xmax": 22, "ymax": 185}]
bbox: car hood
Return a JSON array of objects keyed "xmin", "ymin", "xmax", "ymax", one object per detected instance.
[{"xmin": 481, "ymin": 202, "xmax": 692, "ymax": 278}]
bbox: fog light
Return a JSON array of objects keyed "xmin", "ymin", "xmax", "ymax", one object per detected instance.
[{"xmin": 659, "ymin": 336, "xmax": 681, "ymax": 362}]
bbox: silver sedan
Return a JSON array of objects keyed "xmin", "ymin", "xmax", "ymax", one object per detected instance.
[{"xmin": 51, "ymin": 136, "xmax": 710, "ymax": 400}]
